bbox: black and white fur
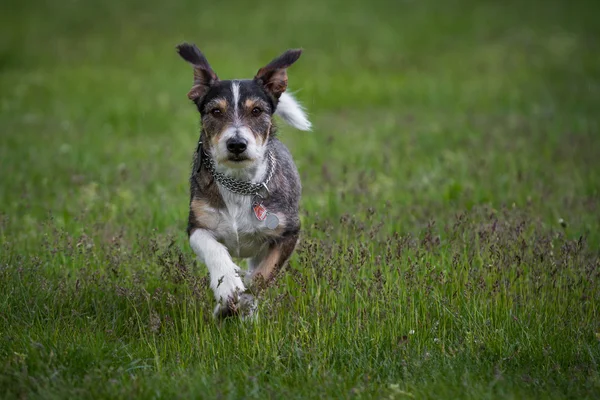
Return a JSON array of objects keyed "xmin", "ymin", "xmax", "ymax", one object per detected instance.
[{"xmin": 177, "ymin": 43, "xmax": 310, "ymax": 318}]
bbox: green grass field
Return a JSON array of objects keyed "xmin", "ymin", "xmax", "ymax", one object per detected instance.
[{"xmin": 1, "ymin": 0, "xmax": 599, "ymax": 398}]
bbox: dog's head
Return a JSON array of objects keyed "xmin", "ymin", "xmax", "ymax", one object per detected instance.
[{"xmin": 177, "ymin": 43, "xmax": 308, "ymax": 172}]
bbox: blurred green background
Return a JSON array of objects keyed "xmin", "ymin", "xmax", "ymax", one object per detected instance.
[
  {"xmin": 1, "ymin": 0, "xmax": 599, "ymax": 398},
  {"xmin": 2, "ymin": 0, "xmax": 598, "ymax": 243}
]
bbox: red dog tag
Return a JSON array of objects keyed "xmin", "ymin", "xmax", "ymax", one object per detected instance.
[{"xmin": 253, "ymin": 203, "xmax": 268, "ymax": 221}]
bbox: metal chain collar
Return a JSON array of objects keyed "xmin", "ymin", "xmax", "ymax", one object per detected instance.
[{"xmin": 200, "ymin": 143, "xmax": 276, "ymax": 196}]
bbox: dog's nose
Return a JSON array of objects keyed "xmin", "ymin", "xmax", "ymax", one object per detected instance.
[{"xmin": 226, "ymin": 137, "xmax": 248, "ymax": 155}]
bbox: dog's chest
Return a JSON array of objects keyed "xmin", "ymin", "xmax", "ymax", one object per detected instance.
[{"xmin": 216, "ymin": 188, "xmax": 269, "ymax": 258}]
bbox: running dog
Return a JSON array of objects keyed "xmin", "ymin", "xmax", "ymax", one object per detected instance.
[{"xmin": 176, "ymin": 43, "xmax": 311, "ymax": 318}]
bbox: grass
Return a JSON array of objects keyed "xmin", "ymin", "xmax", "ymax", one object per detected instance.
[{"xmin": 1, "ymin": 0, "xmax": 599, "ymax": 398}]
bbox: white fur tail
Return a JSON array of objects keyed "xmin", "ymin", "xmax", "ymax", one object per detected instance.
[{"xmin": 275, "ymin": 92, "xmax": 312, "ymax": 131}]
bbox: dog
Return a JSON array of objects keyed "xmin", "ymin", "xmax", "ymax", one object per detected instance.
[{"xmin": 176, "ymin": 43, "xmax": 311, "ymax": 318}]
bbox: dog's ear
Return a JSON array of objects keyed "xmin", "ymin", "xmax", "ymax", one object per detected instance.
[
  {"xmin": 254, "ymin": 49, "xmax": 302, "ymax": 99},
  {"xmin": 176, "ymin": 43, "xmax": 219, "ymax": 101}
]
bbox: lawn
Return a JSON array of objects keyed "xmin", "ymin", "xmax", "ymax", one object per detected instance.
[{"xmin": 1, "ymin": 0, "xmax": 599, "ymax": 398}]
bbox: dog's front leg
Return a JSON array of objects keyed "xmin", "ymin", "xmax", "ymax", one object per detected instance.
[
  {"xmin": 249, "ymin": 232, "xmax": 300, "ymax": 286},
  {"xmin": 189, "ymin": 229, "xmax": 246, "ymax": 317}
]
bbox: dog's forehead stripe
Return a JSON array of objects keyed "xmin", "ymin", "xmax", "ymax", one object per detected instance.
[{"xmin": 231, "ymin": 81, "xmax": 240, "ymax": 119}]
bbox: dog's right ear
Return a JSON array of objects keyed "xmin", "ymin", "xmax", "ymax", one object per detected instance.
[{"xmin": 176, "ymin": 43, "xmax": 219, "ymax": 101}]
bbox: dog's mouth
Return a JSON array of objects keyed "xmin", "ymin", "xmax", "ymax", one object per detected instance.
[
  {"xmin": 227, "ymin": 154, "xmax": 251, "ymax": 163},
  {"xmin": 222, "ymin": 154, "xmax": 254, "ymax": 168}
]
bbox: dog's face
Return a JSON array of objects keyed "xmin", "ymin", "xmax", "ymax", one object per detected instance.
[
  {"xmin": 198, "ymin": 80, "xmax": 274, "ymax": 167},
  {"xmin": 177, "ymin": 44, "xmax": 302, "ymax": 170}
]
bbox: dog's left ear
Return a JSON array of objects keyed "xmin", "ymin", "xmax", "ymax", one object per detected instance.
[
  {"xmin": 254, "ymin": 49, "xmax": 302, "ymax": 99},
  {"xmin": 176, "ymin": 43, "xmax": 219, "ymax": 101}
]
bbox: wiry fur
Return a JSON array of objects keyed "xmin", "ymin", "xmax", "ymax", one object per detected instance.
[{"xmin": 177, "ymin": 44, "xmax": 309, "ymax": 319}]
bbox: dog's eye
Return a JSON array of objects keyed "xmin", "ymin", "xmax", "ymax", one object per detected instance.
[
  {"xmin": 210, "ymin": 108, "xmax": 222, "ymax": 117},
  {"xmin": 251, "ymin": 107, "xmax": 262, "ymax": 117}
]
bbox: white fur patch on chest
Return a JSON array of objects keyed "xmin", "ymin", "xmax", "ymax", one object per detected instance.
[{"xmin": 216, "ymin": 186, "xmax": 268, "ymax": 258}]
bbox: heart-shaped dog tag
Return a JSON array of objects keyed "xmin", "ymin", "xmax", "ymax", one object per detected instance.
[{"xmin": 253, "ymin": 203, "xmax": 267, "ymax": 221}]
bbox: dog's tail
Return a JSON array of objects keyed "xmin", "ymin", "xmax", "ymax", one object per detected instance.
[{"xmin": 275, "ymin": 92, "xmax": 312, "ymax": 131}]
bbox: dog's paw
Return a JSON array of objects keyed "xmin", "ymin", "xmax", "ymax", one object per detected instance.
[
  {"xmin": 237, "ymin": 293, "xmax": 257, "ymax": 320},
  {"xmin": 213, "ymin": 293, "xmax": 257, "ymax": 320},
  {"xmin": 212, "ymin": 270, "xmax": 245, "ymax": 303}
]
